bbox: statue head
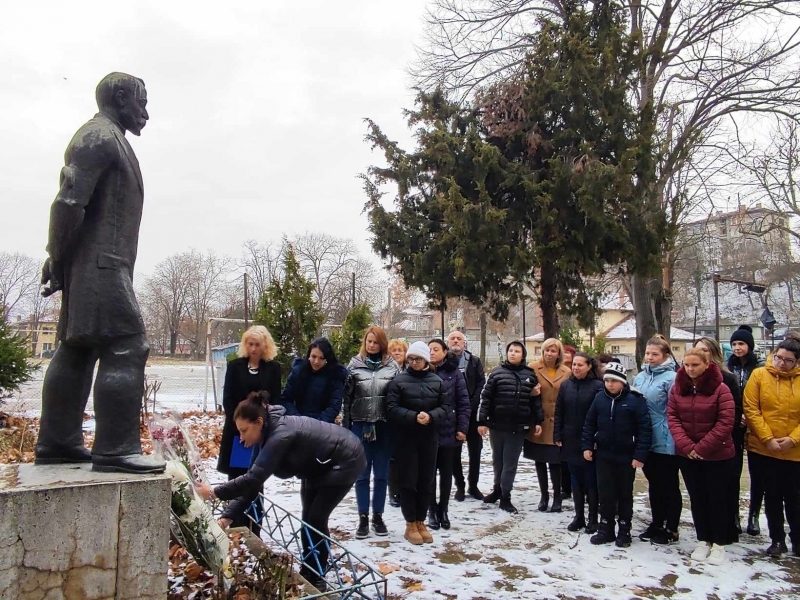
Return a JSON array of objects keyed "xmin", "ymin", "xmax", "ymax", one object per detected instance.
[{"xmin": 95, "ymin": 72, "xmax": 148, "ymax": 136}]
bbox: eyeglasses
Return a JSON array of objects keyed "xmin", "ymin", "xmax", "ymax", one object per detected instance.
[
  {"xmin": 407, "ymin": 356, "xmax": 426, "ymax": 364},
  {"xmin": 773, "ymin": 355, "xmax": 797, "ymax": 367}
]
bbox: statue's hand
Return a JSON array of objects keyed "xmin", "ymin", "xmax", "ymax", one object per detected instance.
[{"xmin": 41, "ymin": 258, "xmax": 63, "ymax": 297}]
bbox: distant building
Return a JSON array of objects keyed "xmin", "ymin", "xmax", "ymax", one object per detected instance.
[
  {"xmin": 10, "ymin": 317, "xmax": 58, "ymax": 357},
  {"xmin": 682, "ymin": 203, "xmax": 792, "ymax": 276}
]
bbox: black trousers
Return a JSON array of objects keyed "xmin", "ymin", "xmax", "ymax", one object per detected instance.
[
  {"xmin": 596, "ymin": 458, "xmax": 636, "ymax": 523},
  {"xmin": 728, "ymin": 433, "xmax": 744, "ymax": 538},
  {"xmin": 299, "ymin": 481, "xmax": 352, "ymax": 578},
  {"xmin": 431, "ymin": 445, "xmax": 457, "ymax": 511},
  {"xmin": 226, "ymin": 468, "xmax": 253, "ymax": 529},
  {"xmin": 642, "ymin": 452, "xmax": 683, "ymax": 531},
  {"xmin": 679, "ymin": 457, "xmax": 735, "ymax": 546},
  {"xmin": 453, "ymin": 412, "xmax": 482, "ymax": 489},
  {"xmin": 747, "ymin": 447, "xmax": 766, "ymax": 513},
  {"xmin": 397, "ymin": 431, "xmax": 439, "ymax": 522},
  {"xmin": 748, "ymin": 451, "xmax": 800, "ymax": 545}
]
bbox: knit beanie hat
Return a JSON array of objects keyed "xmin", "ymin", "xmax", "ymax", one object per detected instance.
[
  {"xmin": 407, "ymin": 341, "xmax": 431, "ymax": 363},
  {"xmin": 730, "ymin": 325, "xmax": 755, "ymax": 353},
  {"xmin": 603, "ymin": 361, "xmax": 628, "ymax": 384},
  {"xmin": 506, "ymin": 340, "xmax": 528, "ymax": 362}
]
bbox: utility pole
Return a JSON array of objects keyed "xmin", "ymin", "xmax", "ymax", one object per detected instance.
[
  {"xmin": 521, "ymin": 296, "xmax": 527, "ymax": 342},
  {"xmin": 711, "ymin": 273, "xmax": 766, "ymax": 341},
  {"xmin": 243, "ymin": 272, "xmax": 249, "ymax": 329},
  {"xmin": 351, "ymin": 272, "xmax": 356, "ymax": 309}
]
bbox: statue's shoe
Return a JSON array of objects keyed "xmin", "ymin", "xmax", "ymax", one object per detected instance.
[
  {"xmin": 35, "ymin": 444, "xmax": 92, "ymax": 464},
  {"xmin": 92, "ymin": 454, "xmax": 166, "ymax": 474}
]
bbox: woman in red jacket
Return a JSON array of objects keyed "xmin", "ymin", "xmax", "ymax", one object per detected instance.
[{"xmin": 667, "ymin": 348, "xmax": 735, "ymax": 566}]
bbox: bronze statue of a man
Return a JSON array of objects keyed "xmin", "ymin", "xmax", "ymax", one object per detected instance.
[{"xmin": 35, "ymin": 72, "xmax": 165, "ymax": 474}]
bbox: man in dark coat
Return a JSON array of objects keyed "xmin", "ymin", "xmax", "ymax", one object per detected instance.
[
  {"xmin": 447, "ymin": 330, "xmax": 486, "ymax": 500},
  {"xmin": 35, "ymin": 73, "xmax": 164, "ymax": 474}
]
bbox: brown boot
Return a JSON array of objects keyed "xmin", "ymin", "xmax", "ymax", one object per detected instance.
[
  {"xmin": 404, "ymin": 521, "xmax": 423, "ymax": 545},
  {"xmin": 416, "ymin": 521, "xmax": 434, "ymax": 544}
]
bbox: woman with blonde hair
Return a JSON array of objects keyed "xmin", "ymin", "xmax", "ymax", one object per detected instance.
[
  {"xmin": 525, "ymin": 337, "xmax": 571, "ymax": 512},
  {"xmin": 695, "ymin": 336, "xmax": 744, "ymax": 538},
  {"xmin": 387, "ymin": 338, "xmax": 409, "ymax": 507},
  {"xmin": 343, "ymin": 326, "xmax": 400, "ymax": 539},
  {"xmin": 217, "ymin": 325, "xmax": 281, "ymax": 527}
]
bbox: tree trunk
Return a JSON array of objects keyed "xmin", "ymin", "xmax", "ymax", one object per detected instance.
[
  {"xmin": 630, "ymin": 271, "xmax": 672, "ymax": 365},
  {"xmin": 169, "ymin": 329, "xmax": 178, "ymax": 355},
  {"xmin": 479, "ymin": 311, "xmax": 487, "ymax": 365},
  {"xmin": 539, "ymin": 262, "xmax": 560, "ymax": 340}
]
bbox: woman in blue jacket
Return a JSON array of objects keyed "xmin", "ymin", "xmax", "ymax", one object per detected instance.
[
  {"xmin": 633, "ymin": 334, "xmax": 680, "ymax": 545},
  {"xmin": 280, "ymin": 338, "xmax": 347, "ymax": 423}
]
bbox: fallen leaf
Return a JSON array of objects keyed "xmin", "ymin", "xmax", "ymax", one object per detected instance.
[
  {"xmin": 378, "ymin": 563, "xmax": 401, "ymax": 575},
  {"xmin": 184, "ymin": 561, "xmax": 205, "ymax": 582}
]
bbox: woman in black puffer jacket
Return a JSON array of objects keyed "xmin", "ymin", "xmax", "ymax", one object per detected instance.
[
  {"xmin": 554, "ymin": 353, "xmax": 605, "ymax": 533},
  {"xmin": 477, "ymin": 341, "xmax": 543, "ymax": 513},
  {"xmin": 427, "ymin": 340, "xmax": 470, "ymax": 530},
  {"xmin": 387, "ymin": 341, "xmax": 449, "ymax": 546}
]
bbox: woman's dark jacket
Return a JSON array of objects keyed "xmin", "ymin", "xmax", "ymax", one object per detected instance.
[
  {"xmin": 342, "ymin": 355, "xmax": 399, "ymax": 427},
  {"xmin": 215, "ymin": 406, "xmax": 366, "ymax": 519},
  {"xmin": 434, "ymin": 352, "xmax": 471, "ymax": 447},
  {"xmin": 554, "ymin": 375, "xmax": 605, "ymax": 463},
  {"xmin": 720, "ymin": 368, "xmax": 744, "ymax": 446},
  {"xmin": 727, "ymin": 352, "xmax": 764, "ymax": 392},
  {"xmin": 217, "ymin": 357, "xmax": 281, "ymax": 474},
  {"xmin": 279, "ymin": 357, "xmax": 347, "ymax": 423},
  {"xmin": 582, "ymin": 386, "xmax": 653, "ymax": 464},
  {"xmin": 478, "ymin": 361, "xmax": 543, "ymax": 434},
  {"xmin": 386, "ymin": 368, "xmax": 449, "ymax": 437}
]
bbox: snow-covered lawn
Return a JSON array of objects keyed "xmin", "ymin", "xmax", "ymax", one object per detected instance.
[{"xmin": 208, "ymin": 452, "xmax": 799, "ymax": 600}]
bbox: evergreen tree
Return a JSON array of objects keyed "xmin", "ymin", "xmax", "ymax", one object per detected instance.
[
  {"xmin": 0, "ymin": 306, "xmax": 35, "ymax": 396},
  {"xmin": 364, "ymin": 1, "xmax": 656, "ymax": 337},
  {"xmin": 253, "ymin": 245, "xmax": 324, "ymax": 379},
  {"xmin": 329, "ymin": 304, "xmax": 372, "ymax": 363}
]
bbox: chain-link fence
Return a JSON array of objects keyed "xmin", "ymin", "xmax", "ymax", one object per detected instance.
[{"xmin": 2, "ymin": 359, "xmax": 226, "ymax": 415}]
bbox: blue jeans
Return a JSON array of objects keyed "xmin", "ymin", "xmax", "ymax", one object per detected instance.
[{"xmin": 351, "ymin": 421, "xmax": 394, "ymax": 514}]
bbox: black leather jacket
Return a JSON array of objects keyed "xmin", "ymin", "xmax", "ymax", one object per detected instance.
[{"xmin": 342, "ymin": 355, "xmax": 399, "ymax": 427}]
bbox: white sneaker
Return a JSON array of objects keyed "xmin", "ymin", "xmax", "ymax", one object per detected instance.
[
  {"xmin": 707, "ymin": 544, "xmax": 726, "ymax": 565},
  {"xmin": 691, "ymin": 543, "xmax": 711, "ymax": 561}
]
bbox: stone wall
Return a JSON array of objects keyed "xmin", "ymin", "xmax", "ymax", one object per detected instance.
[{"xmin": 0, "ymin": 463, "xmax": 171, "ymax": 600}]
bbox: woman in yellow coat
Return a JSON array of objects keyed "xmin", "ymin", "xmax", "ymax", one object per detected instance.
[
  {"xmin": 743, "ymin": 338, "xmax": 800, "ymax": 558},
  {"xmin": 525, "ymin": 338, "xmax": 572, "ymax": 512}
]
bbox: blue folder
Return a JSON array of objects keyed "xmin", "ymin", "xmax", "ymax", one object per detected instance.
[{"xmin": 229, "ymin": 435, "xmax": 253, "ymax": 469}]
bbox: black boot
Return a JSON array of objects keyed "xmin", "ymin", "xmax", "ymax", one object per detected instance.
[
  {"xmin": 439, "ymin": 507, "xmax": 451, "ymax": 530},
  {"xmin": 372, "ymin": 513, "xmax": 388, "ymax": 536},
  {"xmin": 427, "ymin": 505, "xmax": 441, "ymax": 530},
  {"xmin": 585, "ymin": 487, "xmax": 599, "ymax": 534},
  {"xmin": 560, "ymin": 463, "xmax": 572, "ymax": 500},
  {"xmin": 568, "ymin": 485, "xmax": 586, "ymax": 532},
  {"xmin": 747, "ymin": 504, "xmax": 762, "ymax": 536},
  {"xmin": 615, "ymin": 519, "xmax": 632, "ymax": 548},
  {"xmin": 468, "ymin": 486, "xmax": 485, "ymax": 500},
  {"xmin": 536, "ymin": 462, "xmax": 550, "ymax": 512},
  {"xmin": 356, "ymin": 513, "xmax": 369, "ymax": 539},
  {"xmin": 389, "ymin": 494, "xmax": 400, "ymax": 508},
  {"xmin": 590, "ymin": 519, "xmax": 616, "ymax": 545},
  {"xmin": 499, "ymin": 494, "xmax": 518, "ymax": 514},
  {"xmin": 483, "ymin": 486, "xmax": 502, "ymax": 504},
  {"xmin": 454, "ymin": 486, "xmax": 466, "ymax": 502},
  {"xmin": 548, "ymin": 465, "xmax": 562, "ymax": 513},
  {"xmin": 766, "ymin": 540, "xmax": 788, "ymax": 557}
]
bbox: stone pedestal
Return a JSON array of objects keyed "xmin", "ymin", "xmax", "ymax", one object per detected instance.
[{"xmin": 0, "ymin": 463, "xmax": 171, "ymax": 600}]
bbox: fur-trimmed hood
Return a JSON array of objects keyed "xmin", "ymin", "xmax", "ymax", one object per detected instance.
[{"xmin": 675, "ymin": 361, "xmax": 723, "ymax": 396}]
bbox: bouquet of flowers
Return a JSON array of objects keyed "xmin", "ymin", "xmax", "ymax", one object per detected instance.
[{"xmin": 150, "ymin": 412, "xmax": 230, "ymax": 579}]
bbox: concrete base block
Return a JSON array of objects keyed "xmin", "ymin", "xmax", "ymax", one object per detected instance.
[{"xmin": 0, "ymin": 463, "xmax": 171, "ymax": 600}]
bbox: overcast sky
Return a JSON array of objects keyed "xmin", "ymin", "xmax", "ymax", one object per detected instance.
[{"xmin": 0, "ymin": 1, "xmax": 428, "ymax": 275}]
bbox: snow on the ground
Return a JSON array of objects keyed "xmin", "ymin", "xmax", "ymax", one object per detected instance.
[{"xmin": 205, "ymin": 450, "xmax": 800, "ymax": 600}]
